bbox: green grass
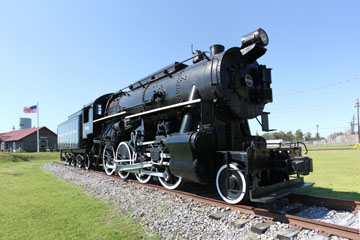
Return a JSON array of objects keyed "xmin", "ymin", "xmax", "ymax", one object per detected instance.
[
  {"xmin": 296, "ymin": 150, "xmax": 360, "ymax": 201},
  {"xmin": 2, "ymin": 149, "xmax": 359, "ymax": 239},
  {"xmin": 307, "ymin": 144, "xmax": 354, "ymax": 149},
  {"xmin": 0, "ymin": 152, "xmax": 156, "ymax": 240}
]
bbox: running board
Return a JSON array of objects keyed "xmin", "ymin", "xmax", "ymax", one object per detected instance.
[{"xmin": 250, "ymin": 177, "xmax": 314, "ymax": 203}]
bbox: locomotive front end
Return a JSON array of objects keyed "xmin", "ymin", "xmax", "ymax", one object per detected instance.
[
  {"xmin": 218, "ymin": 48, "xmax": 272, "ymax": 120},
  {"xmin": 214, "ymin": 29, "xmax": 314, "ymax": 204}
]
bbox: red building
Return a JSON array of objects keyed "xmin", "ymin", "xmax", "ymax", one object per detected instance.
[{"xmin": 0, "ymin": 127, "xmax": 57, "ymax": 152}]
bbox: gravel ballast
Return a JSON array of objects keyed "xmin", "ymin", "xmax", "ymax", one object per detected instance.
[{"xmin": 42, "ymin": 162, "xmax": 354, "ymax": 240}]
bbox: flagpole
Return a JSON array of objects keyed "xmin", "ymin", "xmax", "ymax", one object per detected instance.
[{"xmin": 37, "ymin": 102, "xmax": 39, "ymax": 153}]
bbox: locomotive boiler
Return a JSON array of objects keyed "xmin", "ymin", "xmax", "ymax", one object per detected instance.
[{"xmin": 58, "ymin": 28, "xmax": 313, "ymax": 204}]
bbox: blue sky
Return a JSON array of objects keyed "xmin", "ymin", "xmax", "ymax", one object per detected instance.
[{"xmin": 0, "ymin": 0, "xmax": 359, "ymax": 138}]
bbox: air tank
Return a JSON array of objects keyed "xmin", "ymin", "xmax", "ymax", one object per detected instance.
[{"xmin": 19, "ymin": 118, "xmax": 31, "ymax": 129}]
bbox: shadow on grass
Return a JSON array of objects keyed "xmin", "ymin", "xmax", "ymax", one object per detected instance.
[
  {"xmin": 7, "ymin": 173, "xmax": 25, "ymax": 177},
  {"xmin": 9, "ymin": 154, "xmax": 34, "ymax": 162},
  {"xmin": 297, "ymin": 186, "xmax": 360, "ymax": 201}
]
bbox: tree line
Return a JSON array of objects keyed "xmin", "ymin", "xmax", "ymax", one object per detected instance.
[{"xmin": 262, "ymin": 129, "xmax": 322, "ymax": 142}]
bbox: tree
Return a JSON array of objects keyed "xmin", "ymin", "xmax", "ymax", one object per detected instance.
[
  {"xmin": 285, "ymin": 131, "xmax": 294, "ymax": 142},
  {"xmin": 273, "ymin": 131, "xmax": 286, "ymax": 140},
  {"xmin": 262, "ymin": 132, "xmax": 274, "ymax": 140},
  {"xmin": 295, "ymin": 129, "xmax": 304, "ymax": 141},
  {"xmin": 329, "ymin": 131, "xmax": 346, "ymax": 138},
  {"xmin": 304, "ymin": 132, "xmax": 312, "ymax": 141},
  {"xmin": 262, "ymin": 129, "xmax": 307, "ymax": 142}
]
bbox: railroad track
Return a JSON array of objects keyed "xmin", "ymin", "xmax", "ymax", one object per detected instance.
[{"xmin": 53, "ymin": 161, "xmax": 360, "ymax": 239}]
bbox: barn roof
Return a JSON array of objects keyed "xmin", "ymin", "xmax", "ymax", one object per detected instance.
[{"xmin": 0, "ymin": 127, "xmax": 56, "ymax": 142}]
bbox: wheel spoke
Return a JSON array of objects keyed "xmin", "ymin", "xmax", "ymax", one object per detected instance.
[
  {"xmin": 135, "ymin": 169, "xmax": 152, "ymax": 184},
  {"xmin": 105, "ymin": 164, "xmax": 114, "ymax": 169}
]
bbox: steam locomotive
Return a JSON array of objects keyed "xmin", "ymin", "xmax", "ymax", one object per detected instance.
[{"xmin": 58, "ymin": 29, "xmax": 313, "ymax": 204}]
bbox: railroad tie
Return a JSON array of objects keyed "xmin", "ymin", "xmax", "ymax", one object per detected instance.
[
  {"xmin": 335, "ymin": 213, "xmax": 357, "ymax": 227},
  {"xmin": 231, "ymin": 219, "xmax": 250, "ymax": 229},
  {"xmin": 208, "ymin": 211, "xmax": 230, "ymax": 220},
  {"xmin": 276, "ymin": 227, "xmax": 300, "ymax": 240},
  {"xmin": 250, "ymin": 222, "xmax": 272, "ymax": 234}
]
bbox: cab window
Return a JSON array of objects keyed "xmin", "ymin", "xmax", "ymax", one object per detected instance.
[{"xmin": 84, "ymin": 108, "xmax": 89, "ymax": 123}]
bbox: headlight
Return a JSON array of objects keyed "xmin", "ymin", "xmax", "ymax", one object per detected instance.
[
  {"xmin": 241, "ymin": 28, "xmax": 269, "ymax": 47},
  {"xmin": 259, "ymin": 29, "xmax": 269, "ymax": 46}
]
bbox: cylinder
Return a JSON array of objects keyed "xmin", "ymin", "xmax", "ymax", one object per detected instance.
[
  {"xmin": 179, "ymin": 112, "xmax": 193, "ymax": 133},
  {"xmin": 179, "ymin": 85, "xmax": 200, "ymax": 133}
]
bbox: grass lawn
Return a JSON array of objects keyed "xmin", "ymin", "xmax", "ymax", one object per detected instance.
[
  {"xmin": 1, "ymin": 150, "xmax": 358, "ymax": 239},
  {"xmin": 296, "ymin": 149, "xmax": 360, "ymax": 201},
  {"xmin": 0, "ymin": 152, "xmax": 156, "ymax": 240},
  {"xmin": 306, "ymin": 144, "xmax": 354, "ymax": 149}
]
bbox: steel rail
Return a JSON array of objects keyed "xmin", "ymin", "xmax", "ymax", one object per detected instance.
[
  {"xmin": 288, "ymin": 193, "xmax": 360, "ymax": 212},
  {"xmin": 53, "ymin": 161, "xmax": 360, "ymax": 239}
]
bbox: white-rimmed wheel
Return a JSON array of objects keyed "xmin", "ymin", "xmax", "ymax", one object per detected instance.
[
  {"xmin": 76, "ymin": 154, "xmax": 83, "ymax": 168},
  {"xmin": 70, "ymin": 154, "xmax": 76, "ymax": 167},
  {"xmin": 158, "ymin": 167, "xmax": 182, "ymax": 190},
  {"xmin": 84, "ymin": 154, "xmax": 91, "ymax": 170},
  {"xmin": 216, "ymin": 164, "xmax": 247, "ymax": 204},
  {"xmin": 115, "ymin": 142, "xmax": 131, "ymax": 180},
  {"xmin": 65, "ymin": 154, "xmax": 71, "ymax": 165},
  {"xmin": 103, "ymin": 145, "xmax": 115, "ymax": 175}
]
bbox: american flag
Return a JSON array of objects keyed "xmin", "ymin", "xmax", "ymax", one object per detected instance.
[{"xmin": 23, "ymin": 105, "xmax": 37, "ymax": 113}]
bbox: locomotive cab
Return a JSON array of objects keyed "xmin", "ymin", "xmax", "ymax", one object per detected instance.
[{"xmin": 83, "ymin": 93, "xmax": 112, "ymax": 140}]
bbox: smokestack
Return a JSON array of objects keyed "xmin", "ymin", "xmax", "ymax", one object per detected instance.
[{"xmin": 210, "ymin": 44, "xmax": 225, "ymax": 56}]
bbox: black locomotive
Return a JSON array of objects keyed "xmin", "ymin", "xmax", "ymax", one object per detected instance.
[{"xmin": 58, "ymin": 29, "xmax": 313, "ymax": 204}]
